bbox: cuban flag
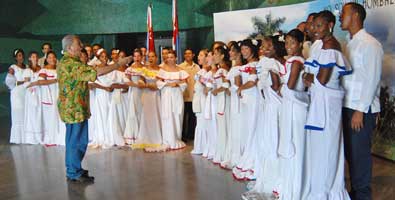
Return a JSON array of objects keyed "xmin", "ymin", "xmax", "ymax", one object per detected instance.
[
  {"xmin": 146, "ymin": 4, "xmax": 155, "ymax": 55},
  {"xmin": 172, "ymin": 0, "xmax": 181, "ymax": 64}
]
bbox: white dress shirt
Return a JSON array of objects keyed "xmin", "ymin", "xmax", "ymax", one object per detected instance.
[
  {"xmin": 178, "ymin": 61, "xmax": 200, "ymax": 102},
  {"xmin": 342, "ymin": 29, "xmax": 384, "ymax": 113}
]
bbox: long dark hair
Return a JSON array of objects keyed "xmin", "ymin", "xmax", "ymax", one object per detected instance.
[
  {"xmin": 228, "ymin": 41, "xmax": 245, "ymax": 65},
  {"xmin": 13, "ymin": 48, "xmax": 26, "ymax": 68},
  {"xmin": 28, "ymin": 51, "xmax": 39, "ymax": 69},
  {"xmin": 215, "ymin": 45, "xmax": 232, "ymax": 68},
  {"xmin": 264, "ymin": 35, "xmax": 287, "ymax": 59},
  {"xmin": 44, "ymin": 51, "xmax": 57, "ymax": 66},
  {"xmin": 240, "ymin": 39, "xmax": 259, "ymax": 61}
]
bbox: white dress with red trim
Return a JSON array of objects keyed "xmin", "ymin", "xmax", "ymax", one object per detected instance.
[
  {"xmin": 39, "ymin": 68, "xmax": 65, "ymax": 146},
  {"xmin": 301, "ymin": 48, "xmax": 351, "ymax": 200},
  {"xmin": 220, "ymin": 65, "xmax": 242, "ymax": 168},
  {"xmin": 23, "ymin": 68, "xmax": 43, "ymax": 144},
  {"xmin": 6, "ymin": 65, "xmax": 26, "ymax": 144},
  {"xmin": 123, "ymin": 67, "xmax": 143, "ymax": 144},
  {"xmin": 132, "ymin": 68, "xmax": 163, "ymax": 150},
  {"xmin": 202, "ymin": 70, "xmax": 217, "ymax": 159},
  {"xmin": 231, "ymin": 61, "xmax": 259, "ymax": 180},
  {"xmin": 276, "ymin": 56, "xmax": 309, "ymax": 199},
  {"xmin": 191, "ymin": 69, "xmax": 209, "ymax": 155},
  {"xmin": 156, "ymin": 69, "xmax": 189, "ymax": 150},
  {"xmin": 212, "ymin": 67, "xmax": 230, "ymax": 164},
  {"xmin": 106, "ymin": 70, "xmax": 127, "ymax": 147},
  {"xmin": 91, "ymin": 71, "xmax": 113, "ymax": 147},
  {"xmin": 252, "ymin": 56, "xmax": 306, "ymax": 198}
]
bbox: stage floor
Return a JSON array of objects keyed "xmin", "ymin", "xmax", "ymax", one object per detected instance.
[
  {"xmin": 0, "ymin": 92, "xmax": 394, "ymax": 200},
  {"xmin": 0, "ymin": 143, "xmax": 394, "ymax": 200}
]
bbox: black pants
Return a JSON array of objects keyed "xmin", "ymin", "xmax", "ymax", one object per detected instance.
[
  {"xmin": 182, "ymin": 102, "xmax": 196, "ymax": 142},
  {"xmin": 342, "ymin": 108, "xmax": 377, "ymax": 200}
]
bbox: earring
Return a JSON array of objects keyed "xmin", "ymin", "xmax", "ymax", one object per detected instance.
[{"xmin": 329, "ymin": 27, "xmax": 333, "ymax": 33}]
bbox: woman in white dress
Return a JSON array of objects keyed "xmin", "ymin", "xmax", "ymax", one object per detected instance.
[
  {"xmin": 35, "ymin": 51, "xmax": 65, "ymax": 146},
  {"xmin": 132, "ymin": 51, "xmax": 163, "ymax": 152},
  {"xmin": 124, "ymin": 49, "xmax": 144, "ymax": 144},
  {"xmin": 301, "ymin": 11, "xmax": 351, "ymax": 200},
  {"xmin": 232, "ymin": 39, "xmax": 260, "ymax": 181},
  {"xmin": 156, "ymin": 50, "xmax": 189, "ymax": 150},
  {"xmin": 23, "ymin": 51, "xmax": 43, "ymax": 144},
  {"xmin": 81, "ymin": 50, "xmax": 97, "ymax": 145},
  {"xmin": 274, "ymin": 29, "xmax": 310, "ymax": 200},
  {"xmin": 106, "ymin": 64, "xmax": 128, "ymax": 148},
  {"xmin": 211, "ymin": 46, "xmax": 231, "ymax": 165},
  {"xmin": 89, "ymin": 49, "xmax": 117, "ymax": 148},
  {"xmin": 6, "ymin": 49, "xmax": 27, "ymax": 144},
  {"xmin": 202, "ymin": 52, "xmax": 218, "ymax": 159},
  {"xmin": 221, "ymin": 41, "xmax": 243, "ymax": 169},
  {"xmin": 244, "ymin": 33, "xmax": 305, "ymax": 200},
  {"xmin": 191, "ymin": 49, "xmax": 210, "ymax": 155}
]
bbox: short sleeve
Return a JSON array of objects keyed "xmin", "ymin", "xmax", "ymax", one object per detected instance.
[
  {"xmin": 23, "ymin": 68, "xmax": 33, "ymax": 79},
  {"xmin": 180, "ymin": 70, "xmax": 189, "ymax": 80},
  {"xmin": 304, "ymin": 49, "xmax": 352, "ymax": 76},
  {"xmin": 76, "ymin": 63, "xmax": 97, "ymax": 82},
  {"xmin": 156, "ymin": 69, "xmax": 167, "ymax": 80}
]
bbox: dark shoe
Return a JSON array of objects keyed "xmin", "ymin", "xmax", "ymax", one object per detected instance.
[
  {"xmin": 82, "ymin": 169, "xmax": 89, "ymax": 177},
  {"xmin": 66, "ymin": 169, "xmax": 89, "ymax": 178},
  {"xmin": 67, "ymin": 174, "xmax": 95, "ymax": 184}
]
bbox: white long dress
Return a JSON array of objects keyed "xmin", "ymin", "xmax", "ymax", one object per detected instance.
[
  {"xmin": 23, "ymin": 68, "xmax": 43, "ymax": 144},
  {"xmin": 91, "ymin": 72, "xmax": 113, "ymax": 147},
  {"xmin": 88, "ymin": 81, "xmax": 96, "ymax": 144},
  {"xmin": 253, "ymin": 57, "xmax": 308, "ymax": 198},
  {"xmin": 6, "ymin": 65, "xmax": 26, "ymax": 144},
  {"xmin": 202, "ymin": 70, "xmax": 217, "ymax": 159},
  {"xmin": 232, "ymin": 61, "xmax": 259, "ymax": 180},
  {"xmin": 220, "ymin": 65, "xmax": 242, "ymax": 168},
  {"xmin": 191, "ymin": 69, "xmax": 209, "ymax": 155},
  {"xmin": 39, "ymin": 68, "xmax": 65, "ymax": 146},
  {"xmin": 106, "ymin": 70, "xmax": 126, "ymax": 147},
  {"xmin": 133, "ymin": 68, "xmax": 162, "ymax": 149},
  {"xmin": 212, "ymin": 68, "xmax": 229, "ymax": 164},
  {"xmin": 156, "ymin": 69, "xmax": 189, "ymax": 150},
  {"xmin": 277, "ymin": 56, "xmax": 309, "ymax": 199},
  {"xmin": 123, "ymin": 67, "xmax": 143, "ymax": 144},
  {"xmin": 301, "ymin": 45, "xmax": 351, "ymax": 200}
]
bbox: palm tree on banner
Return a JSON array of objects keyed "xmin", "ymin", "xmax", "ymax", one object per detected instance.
[{"xmin": 249, "ymin": 12, "xmax": 286, "ymax": 38}]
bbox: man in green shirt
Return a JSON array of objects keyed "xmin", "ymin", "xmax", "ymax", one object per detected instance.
[{"xmin": 58, "ymin": 35, "xmax": 131, "ymax": 183}]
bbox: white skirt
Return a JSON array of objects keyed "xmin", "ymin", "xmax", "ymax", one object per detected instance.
[
  {"xmin": 23, "ymin": 86, "xmax": 43, "ymax": 144},
  {"xmin": 9, "ymin": 85, "xmax": 26, "ymax": 144},
  {"xmin": 124, "ymin": 87, "xmax": 142, "ymax": 144},
  {"xmin": 133, "ymin": 89, "xmax": 162, "ymax": 149}
]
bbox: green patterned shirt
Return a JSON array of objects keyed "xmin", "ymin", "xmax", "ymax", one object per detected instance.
[{"xmin": 57, "ymin": 52, "xmax": 97, "ymax": 124}]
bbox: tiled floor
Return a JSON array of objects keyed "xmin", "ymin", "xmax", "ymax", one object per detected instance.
[
  {"xmin": 0, "ymin": 92, "xmax": 394, "ymax": 200},
  {"xmin": 0, "ymin": 143, "xmax": 394, "ymax": 200}
]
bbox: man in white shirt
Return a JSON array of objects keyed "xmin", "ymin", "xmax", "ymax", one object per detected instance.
[
  {"xmin": 159, "ymin": 47, "xmax": 170, "ymax": 67},
  {"xmin": 303, "ymin": 12, "xmax": 318, "ymax": 59},
  {"xmin": 140, "ymin": 47, "xmax": 147, "ymax": 65},
  {"xmin": 340, "ymin": 3, "xmax": 383, "ymax": 200},
  {"xmin": 84, "ymin": 44, "xmax": 93, "ymax": 61},
  {"xmin": 38, "ymin": 43, "xmax": 52, "ymax": 67},
  {"xmin": 178, "ymin": 48, "xmax": 200, "ymax": 142},
  {"xmin": 88, "ymin": 43, "xmax": 102, "ymax": 66}
]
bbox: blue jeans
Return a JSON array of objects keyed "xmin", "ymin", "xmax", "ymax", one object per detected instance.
[
  {"xmin": 342, "ymin": 108, "xmax": 377, "ymax": 200},
  {"xmin": 65, "ymin": 120, "xmax": 89, "ymax": 179}
]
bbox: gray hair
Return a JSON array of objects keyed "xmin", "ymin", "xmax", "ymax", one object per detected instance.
[{"xmin": 62, "ymin": 35, "xmax": 78, "ymax": 51}]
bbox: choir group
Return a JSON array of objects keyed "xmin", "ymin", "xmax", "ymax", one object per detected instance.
[{"xmin": 5, "ymin": 2, "xmax": 383, "ymax": 200}]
